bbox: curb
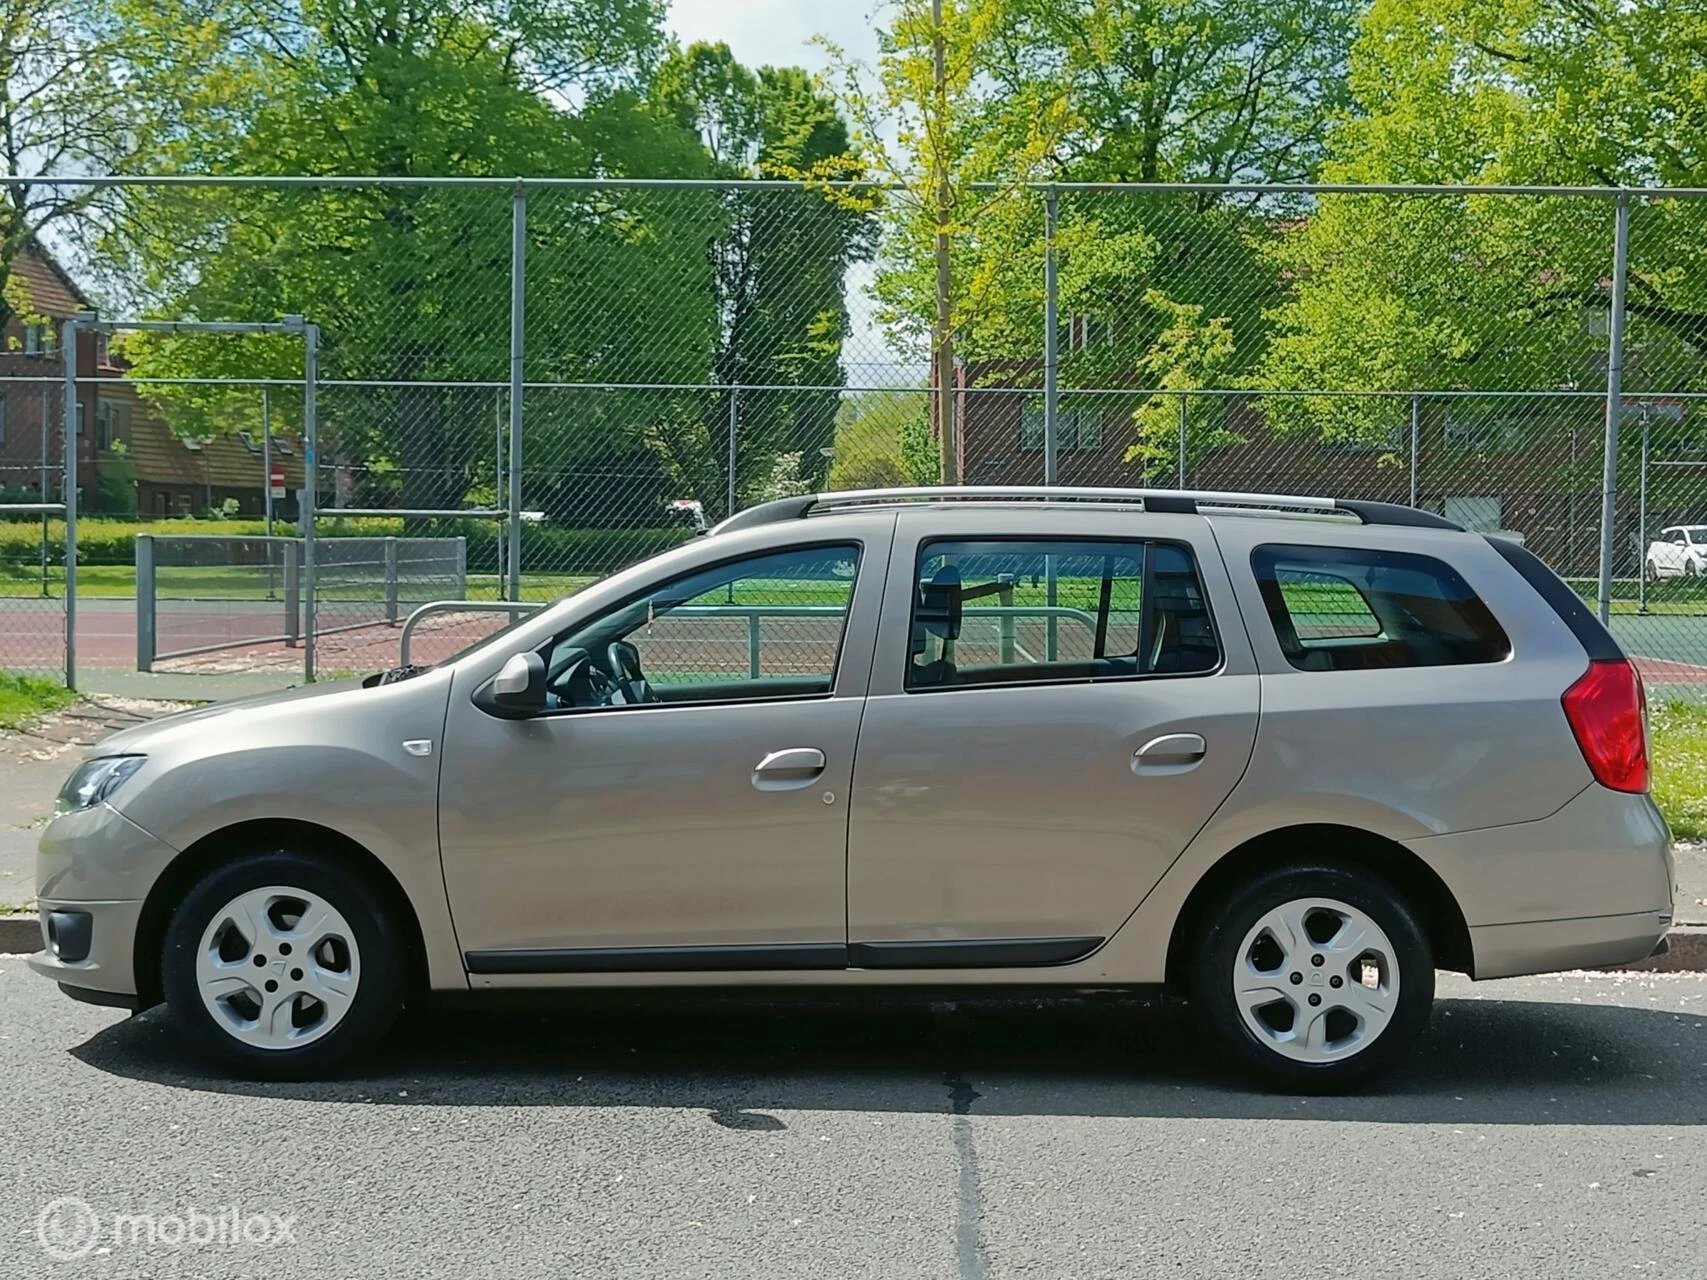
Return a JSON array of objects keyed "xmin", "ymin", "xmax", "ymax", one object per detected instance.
[
  {"xmin": 0, "ymin": 914, "xmax": 40, "ymax": 955},
  {"xmin": 1610, "ymin": 926, "xmax": 1707, "ymax": 974}
]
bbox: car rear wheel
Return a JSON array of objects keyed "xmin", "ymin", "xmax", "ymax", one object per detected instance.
[
  {"xmin": 161, "ymin": 851, "xmax": 405, "ymax": 1079},
  {"xmin": 1189, "ymin": 863, "xmax": 1433, "ymax": 1092},
  {"xmin": 1689, "ymin": 559, "xmax": 1700, "ymax": 578}
]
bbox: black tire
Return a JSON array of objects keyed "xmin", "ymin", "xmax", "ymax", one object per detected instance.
[
  {"xmin": 161, "ymin": 850, "xmax": 406, "ymax": 1080},
  {"xmin": 1689, "ymin": 559, "xmax": 1700, "ymax": 579},
  {"xmin": 1188, "ymin": 862, "xmax": 1433, "ymax": 1093},
  {"xmin": 1646, "ymin": 559, "xmax": 1659, "ymax": 584}
]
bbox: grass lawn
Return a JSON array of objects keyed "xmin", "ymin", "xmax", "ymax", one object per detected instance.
[
  {"xmin": 1652, "ymin": 700, "xmax": 1707, "ymax": 841},
  {"xmin": 0, "ymin": 672, "xmax": 75, "ymax": 729}
]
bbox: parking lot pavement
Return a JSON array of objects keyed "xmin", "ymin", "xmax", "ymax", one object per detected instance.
[{"xmin": 3, "ymin": 967, "xmax": 1707, "ymax": 1279}]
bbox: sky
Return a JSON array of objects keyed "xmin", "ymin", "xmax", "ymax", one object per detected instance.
[
  {"xmin": 665, "ymin": 0, "xmax": 880, "ymax": 77},
  {"xmin": 664, "ymin": 1, "xmax": 913, "ymax": 383}
]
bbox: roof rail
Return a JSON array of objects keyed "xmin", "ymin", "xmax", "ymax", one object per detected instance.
[{"xmin": 710, "ymin": 486, "xmax": 1463, "ymax": 534}]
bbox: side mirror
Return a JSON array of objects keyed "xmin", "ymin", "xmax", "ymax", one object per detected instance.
[{"xmin": 475, "ymin": 651, "xmax": 546, "ymax": 719}]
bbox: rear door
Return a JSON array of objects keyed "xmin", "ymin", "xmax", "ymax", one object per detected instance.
[{"xmin": 845, "ymin": 509, "xmax": 1260, "ymax": 965}]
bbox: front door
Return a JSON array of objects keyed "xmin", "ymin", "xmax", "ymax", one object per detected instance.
[
  {"xmin": 846, "ymin": 514, "xmax": 1259, "ymax": 967},
  {"xmin": 439, "ymin": 537, "xmax": 884, "ymax": 974}
]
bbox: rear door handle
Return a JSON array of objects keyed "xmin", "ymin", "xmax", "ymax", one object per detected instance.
[
  {"xmin": 1132, "ymin": 733, "xmax": 1206, "ymax": 773},
  {"xmin": 752, "ymin": 747, "xmax": 827, "ymax": 791}
]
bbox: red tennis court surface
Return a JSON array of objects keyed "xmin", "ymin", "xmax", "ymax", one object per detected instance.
[{"xmin": 1, "ymin": 600, "xmax": 511, "ymax": 674}]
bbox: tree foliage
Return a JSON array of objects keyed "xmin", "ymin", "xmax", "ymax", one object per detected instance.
[
  {"xmin": 94, "ymin": 8, "xmax": 866, "ymax": 521},
  {"xmin": 1254, "ymin": 0, "xmax": 1707, "ymax": 441}
]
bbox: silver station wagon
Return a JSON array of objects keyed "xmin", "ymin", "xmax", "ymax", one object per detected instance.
[{"xmin": 29, "ymin": 487, "xmax": 1674, "ymax": 1089}]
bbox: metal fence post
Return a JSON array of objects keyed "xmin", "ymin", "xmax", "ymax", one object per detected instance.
[
  {"xmin": 747, "ymin": 615, "xmax": 762, "ymax": 679},
  {"xmin": 1409, "ymin": 395, "xmax": 1421, "ymax": 508},
  {"xmin": 455, "ymin": 536, "xmax": 467, "ymax": 598},
  {"xmin": 135, "ymin": 534, "xmax": 155, "ymax": 672},
  {"xmin": 494, "ymin": 388, "xmax": 505, "ymax": 598},
  {"xmin": 284, "ymin": 540, "xmax": 300, "ymax": 647},
  {"xmin": 262, "ymin": 387, "xmax": 273, "ymax": 535},
  {"xmin": 384, "ymin": 536, "xmax": 399, "ymax": 624},
  {"xmin": 61, "ymin": 316, "xmax": 79, "ymax": 691},
  {"xmin": 1177, "ymin": 394, "xmax": 1188, "ymax": 488},
  {"xmin": 1596, "ymin": 194, "xmax": 1632, "ymax": 626},
  {"xmin": 727, "ymin": 385, "xmax": 738, "ymax": 517},
  {"xmin": 302, "ymin": 322, "xmax": 319, "ymax": 681},
  {"xmin": 1637, "ymin": 404, "xmax": 1651, "ymax": 614},
  {"xmin": 1043, "ymin": 186, "xmax": 1058, "ymax": 486},
  {"xmin": 507, "ymin": 183, "xmax": 525, "ymax": 604},
  {"xmin": 38, "ymin": 385, "xmax": 48, "ymax": 595},
  {"xmin": 997, "ymin": 573, "xmax": 1016, "ymax": 663}
]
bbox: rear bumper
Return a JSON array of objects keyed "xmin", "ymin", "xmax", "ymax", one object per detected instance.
[{"xmin": 1470, "ymin": 909, "xmax": 1672, "ymax": 980}]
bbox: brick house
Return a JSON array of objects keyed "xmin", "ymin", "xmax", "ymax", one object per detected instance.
[{"xmin": 0, "ymin": 242, "xmax": 304, "ymax": 517}]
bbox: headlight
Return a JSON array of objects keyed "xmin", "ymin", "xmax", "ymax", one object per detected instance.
[{"xmin": 55, "ymin": 756, "xmax": 145, "ymax": 814}]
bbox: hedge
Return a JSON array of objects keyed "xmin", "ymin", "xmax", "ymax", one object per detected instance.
[{"xmin": 0, "ymin": 517, "xmax": 698, "ymax": 576}]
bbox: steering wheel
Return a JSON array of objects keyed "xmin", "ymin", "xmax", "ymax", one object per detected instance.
[
  {"xmin": 544, "ymin": 647, "xmax": 618, "ymax": 708},
  {"xmin": 607, "ymin": 640, "xmax": 660, "ymax": 704}
]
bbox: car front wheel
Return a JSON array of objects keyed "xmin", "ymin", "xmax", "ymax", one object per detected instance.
[
  {"xmin": 1189, "ymin": 863, "xmax": 1433, "ymax": 1092},
  {"xmin": 160, "ymin": 851, "xmax": 405, "ymax": 1079}
]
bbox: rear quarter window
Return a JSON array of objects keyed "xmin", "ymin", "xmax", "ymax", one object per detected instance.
[{"xmin": 1251, "ymin": 544, "xmax": 1511, "ymax": 672}]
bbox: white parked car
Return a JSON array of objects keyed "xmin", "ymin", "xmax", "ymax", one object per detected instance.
[{"xmin": 1646, "ymin": 525, "xmax": 1707, "ymax": 580}]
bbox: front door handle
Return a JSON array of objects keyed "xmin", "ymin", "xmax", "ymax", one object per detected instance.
[
  {"xmin": 1132, "ymin": 733, "xmax": 1207, "ymax": 773},
  {"xmin": 753, "ymin": 747, "xmax": 827, "ymax": 791}
]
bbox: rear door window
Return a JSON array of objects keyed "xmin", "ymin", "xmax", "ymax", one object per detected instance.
[
  {"xmin": 1252, "ymin": 545, "xmax": 1511, "ymax": 672},
  {"xmin": 906, "ymin": 538, "xmax": 1219, "ymax": 690}
]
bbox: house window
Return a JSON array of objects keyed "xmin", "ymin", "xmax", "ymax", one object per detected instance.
[
  {"xmin": 1062, "ymin": 314, "xmax": 1109, "ymax": 350},
  {"xmin": 24, "ymin": 324, "xmax": 53, "ymax": 356},
  {"xmin": 1020, "ymin": 396, "xmax": 1106, "ymax": 452},
  {"xmin": 1441, "ymin": 495, "xmax": 1503, "ymax": 533},
  {"xmin": 1444, "ymin": 407, "xmax": 1523, "ymax": 453},
  {"xmin": 94, "ymin": 402, "xmax": 126, "ymax": 451}
]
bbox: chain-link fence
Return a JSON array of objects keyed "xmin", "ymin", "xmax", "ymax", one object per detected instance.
[
  {"xmin": 5, "ymin": 177, "xmax": 1707, "ymax": 696},
  {"xmin": 0, "ymin": 377, "xmax": 68, "ymax": 678}
]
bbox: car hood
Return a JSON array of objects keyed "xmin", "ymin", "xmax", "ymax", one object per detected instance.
[{"xmin": 93, "ymin": 677, "xmax": 381, "ymax": 756}]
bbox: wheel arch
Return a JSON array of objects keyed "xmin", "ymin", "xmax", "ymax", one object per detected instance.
[
  {"xmin": 133, "ymin": 817, "xmax": 430, "ymax": 1009},
  {"xmin": 1163, "ymin": 823, "xmax": 1473, "ymax": 990}
]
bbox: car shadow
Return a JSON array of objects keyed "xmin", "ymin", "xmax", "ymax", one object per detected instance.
[{"xmin": 70, "ymin": 990, "xmax": 1707, "ymax": 1127}]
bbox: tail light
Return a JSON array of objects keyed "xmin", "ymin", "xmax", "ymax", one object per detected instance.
[{"xmin": 1561, "ymin": 659, "xmax": 1649, "ymax": 793}]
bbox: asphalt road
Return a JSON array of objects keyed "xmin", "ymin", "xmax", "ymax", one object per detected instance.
[{"xmin": 3, "ymin": 966, "xmax": 1707, "ymax": 1279}]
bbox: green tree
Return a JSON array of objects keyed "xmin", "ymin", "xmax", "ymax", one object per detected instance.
[
  {"xmin": 101, "ymin": 0, "xmax": 710, "ymax": 516},
  {"xmin": 0, "ymin": 0, "xmax": 174, "ymax": 328},
  {"xmin": 1254, "ymin": 0, "xmax": 1707, "ymax": 442},
  {"xmin": 831, "ymin": 0, "xmax": 1358, "ymax": 473},
  {"xmin": 644, "ymin": 42, "xmax": 874, "ymax": 515},
  {"xmin": 826, "ymin": 387, "xmax": 931, "ymax": 489}
]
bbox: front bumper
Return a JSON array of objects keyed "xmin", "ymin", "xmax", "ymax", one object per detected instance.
[
  {"xmin": 26, "ymin": 898, "xmax": 146, "ymax": 998},
  {"xmin": 27, "ymin": 801, "xmax": 181, "ymax": 1000}
]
